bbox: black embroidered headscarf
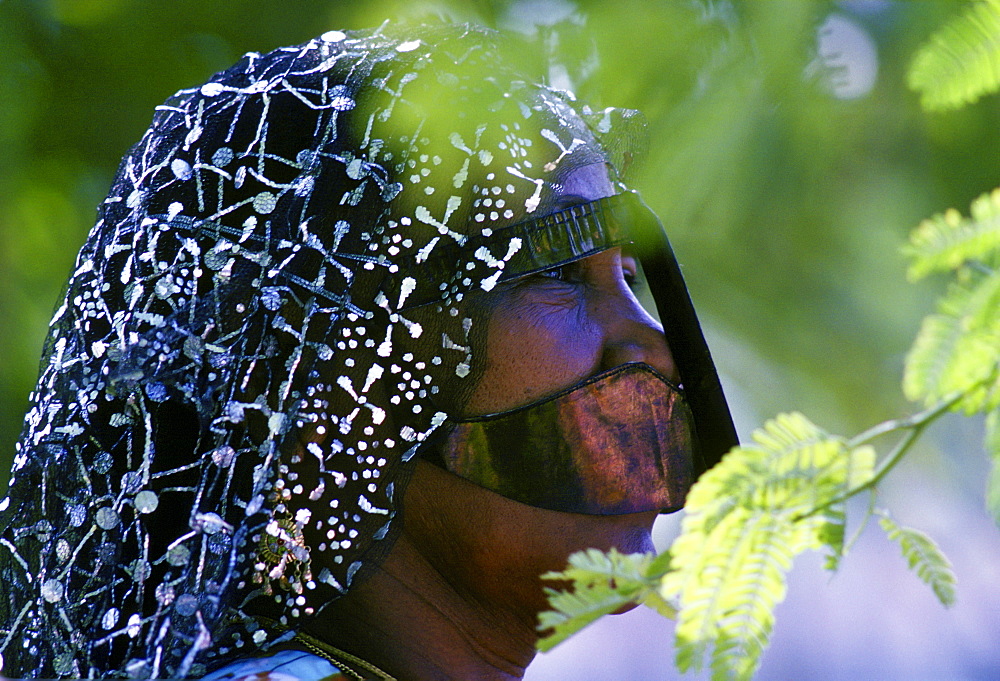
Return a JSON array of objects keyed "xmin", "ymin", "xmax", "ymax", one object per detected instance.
[{"xmin": 0, "ymin": 23, "xmax": 735, "ymax": 678}]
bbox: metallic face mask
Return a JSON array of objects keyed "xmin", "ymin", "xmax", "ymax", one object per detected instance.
[{"xmin": 428, "ymin": 362, "xmax": 697, "ymax": 515}]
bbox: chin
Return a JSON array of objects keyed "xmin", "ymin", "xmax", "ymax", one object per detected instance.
[
  {"xmin": 601, "ymin": 511, "xmax": 659, "ymax": 616},
  {"xmin": 580, "ymin": 509, "xmax": 658, "ymax": 556},
  {"xmin": 615, "ymin": 516, "xmax": 658, "ymax": 554}
]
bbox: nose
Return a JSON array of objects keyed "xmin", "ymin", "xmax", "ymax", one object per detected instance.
[{"xmin": 597, "ymin": 289, "xmax": 679, "ymax": 383}]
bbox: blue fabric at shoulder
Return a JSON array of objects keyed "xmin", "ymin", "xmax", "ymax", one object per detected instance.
[{"xmin": 201, "ymin": 649, "xmax": 342, "ymax": 680}]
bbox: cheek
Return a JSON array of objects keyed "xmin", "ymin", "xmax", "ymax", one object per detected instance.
[{"xmin": 466, "ymin": 297, "xmax": 602, "ymax": 414}]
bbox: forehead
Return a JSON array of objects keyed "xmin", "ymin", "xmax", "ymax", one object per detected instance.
[{"xmin": 555, "ymin": 162, "xmax": 614, "ymax": 203}]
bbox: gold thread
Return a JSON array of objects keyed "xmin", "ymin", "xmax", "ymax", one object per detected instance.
[
  {"xmin": 251, "ymin": 616, "xmax": 397, "ymax": 681},
  {"xmin": 291, "ymin": 629, "xmax": 397, "ymax": 681}
]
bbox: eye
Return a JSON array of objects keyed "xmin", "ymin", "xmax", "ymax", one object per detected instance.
[
  {"xmin": 537, "ymin": 265, "xmax": 568, "ymax": 281},
  {"xmin": 533, "ymin": 261, "xmax": 585, "ymax": 285}
]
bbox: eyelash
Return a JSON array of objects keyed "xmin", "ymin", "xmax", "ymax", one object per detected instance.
[
  {"xmin": 537, "ymin": 266, "xmax": 569, "ymax": 281},
  {"xmin": 535, "ymin": 264, "xmax": 640, "ymax": 290}
]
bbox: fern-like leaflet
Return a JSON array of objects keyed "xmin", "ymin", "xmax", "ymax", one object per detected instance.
[
  {"xmin": 901, "ymin": 189, "xmax": 1000, "ymax": 415},
  {"xmin": 903, "ymin": 271, "xmax": 1000, "ymax": 413},
  {"xmin": 905, "ymin": 189, "xmax": 1000, "ymax": 280},
  {"xmin": 878, "ymin": 514, "xmax": 957, "ymax": 607},
  {"xmin": 908, "ymin": 0, "xmax": 1000, "ymax": 111},
  {"xmin": 660, "ymin": 413, "xmax": 874, "ymax": 681},
  {"xmin": 985, "ymin": 410, "xmax": 1000, "ymax": 526},
  {"xmin": 902, "ymin": 185, "xmax": 1000, "ymax": 529},
  {"xmin": 537, "ymin": 548, "xmax": 674, "ymax": 652}
]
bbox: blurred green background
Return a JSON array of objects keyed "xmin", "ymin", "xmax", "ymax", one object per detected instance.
[
  {"xmin": 2, "ymin": 1, "xmax": 999, "ymax": 679},
  {"xmin": 3, "ymin": 0, "xmax": 992, "ymax": 457}
]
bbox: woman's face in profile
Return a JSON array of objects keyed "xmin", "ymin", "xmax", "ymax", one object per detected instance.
[{"xmin": 461, "ymin": 161, "xmax": 678, "ymax": 417}]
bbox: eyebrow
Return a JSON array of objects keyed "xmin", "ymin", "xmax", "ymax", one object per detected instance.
[{"xmin": 551, "ymin": 193, "xmax": 592, "ymax": 210}]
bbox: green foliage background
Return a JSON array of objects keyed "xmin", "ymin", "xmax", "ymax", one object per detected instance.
[
  {"xmin": 2, "ymin": 0, "xmax": 1000, "ymax": 677},
  {"xmin": 2, "ymin": 0, "xmax": 992, "ymax": 462},
  {"xmin": 2, "ymin": 0, "xmax": 995, "ymax": 468}
]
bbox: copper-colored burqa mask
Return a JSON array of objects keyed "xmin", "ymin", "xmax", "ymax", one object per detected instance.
[{"xmin": 434, "ymin": 362, "xmax": 697, "ymax": 515}]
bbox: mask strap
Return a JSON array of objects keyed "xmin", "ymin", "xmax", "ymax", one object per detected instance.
[{"xmin": 624, "ymin": 192, "xmax": 739, "ymax": 470}]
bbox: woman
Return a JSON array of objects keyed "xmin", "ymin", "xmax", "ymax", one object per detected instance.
[{"xmin": 0, "ymin": 23, "xmax": 736, "ymax": 679}]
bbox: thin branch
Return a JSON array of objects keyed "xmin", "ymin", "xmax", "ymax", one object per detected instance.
[
  {"xmin": 843, "ymin": 489, "xmax": 878, "ymax": 555},
  {"xmin": 847, "ymin": 394, "xmax": 960, "ymax": 448},
  {"xmin": 797, "ymin": 394, "xmax": 960, "ymax": 521}
]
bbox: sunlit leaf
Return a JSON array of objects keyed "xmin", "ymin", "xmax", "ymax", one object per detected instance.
[
  {"xmin": 903, "ymin": 271, "xmax": 1000, "ymax": 412},
  {"xmin": 641, "ymin": 589, "xmax": 678, "ymax": 621},
  {"xmin": 645, "ymin": 546, "xmax": 673, "ymax": 579},
  {"xmin": 661, "ymin": 413, "xmax": 874, "ymax": 681},
  {"xmin": 908, "ymin": 0, "xmax": 1000, "ymax": 111},
  {"xmin": 537, "ymin": 583, "xmax": 634, "ymax": 651},
  {"xmin": 537, "ymin": 548, "xmax": 657, "ymax": 651},
  {"xmin": 985, "ymin": 410, "xmax": 1000, "ymax": 527},
  {"xmin": 670, "ymin": 509, "xmax": 813, "ymax": 681},
  {"xmin": 818, "ymin": 505, "xmax": 846, "ymax": 572},
  {"xmin": 878, "ymin": 514, "xmax": 957, "ymax": 607},
  {"xmin": 905, "ymin": 189, "xmax": 1000, "ymax": 280}
]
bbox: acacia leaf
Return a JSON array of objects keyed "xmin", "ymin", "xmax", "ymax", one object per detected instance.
[
  {"xmin": 662, "ymin": 413, "xmax": 873, "ymax": 680},
  {"xmin": 537, "ymin": 548, "xmax": 656, "ymax": 651},
  {"xmin": 879, "ymin": 514, "xmax": 957, "ymax": 608},
  {"xmin": 905, "ymin": 189, "xmax": 1000, "ymax": 280},
  {"xmin": 903, "ymin": 272, "xmax": 1000, "ymax": 412},
  {"xmin": 985, "ymin": 410, "xmax": 1000, "ymax": 527},
  {"xmin": 908, "ymin": 0, "xmax": 1000, "ymax": 111}
]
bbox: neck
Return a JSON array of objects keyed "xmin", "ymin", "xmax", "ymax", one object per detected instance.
[
  {"xmin": 305, "ymin": 532, "xmax": 537, "ymax": 681},
  {"xmin": 301, "ymin": 461, "xmax": 657, "ymax": 681}
]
